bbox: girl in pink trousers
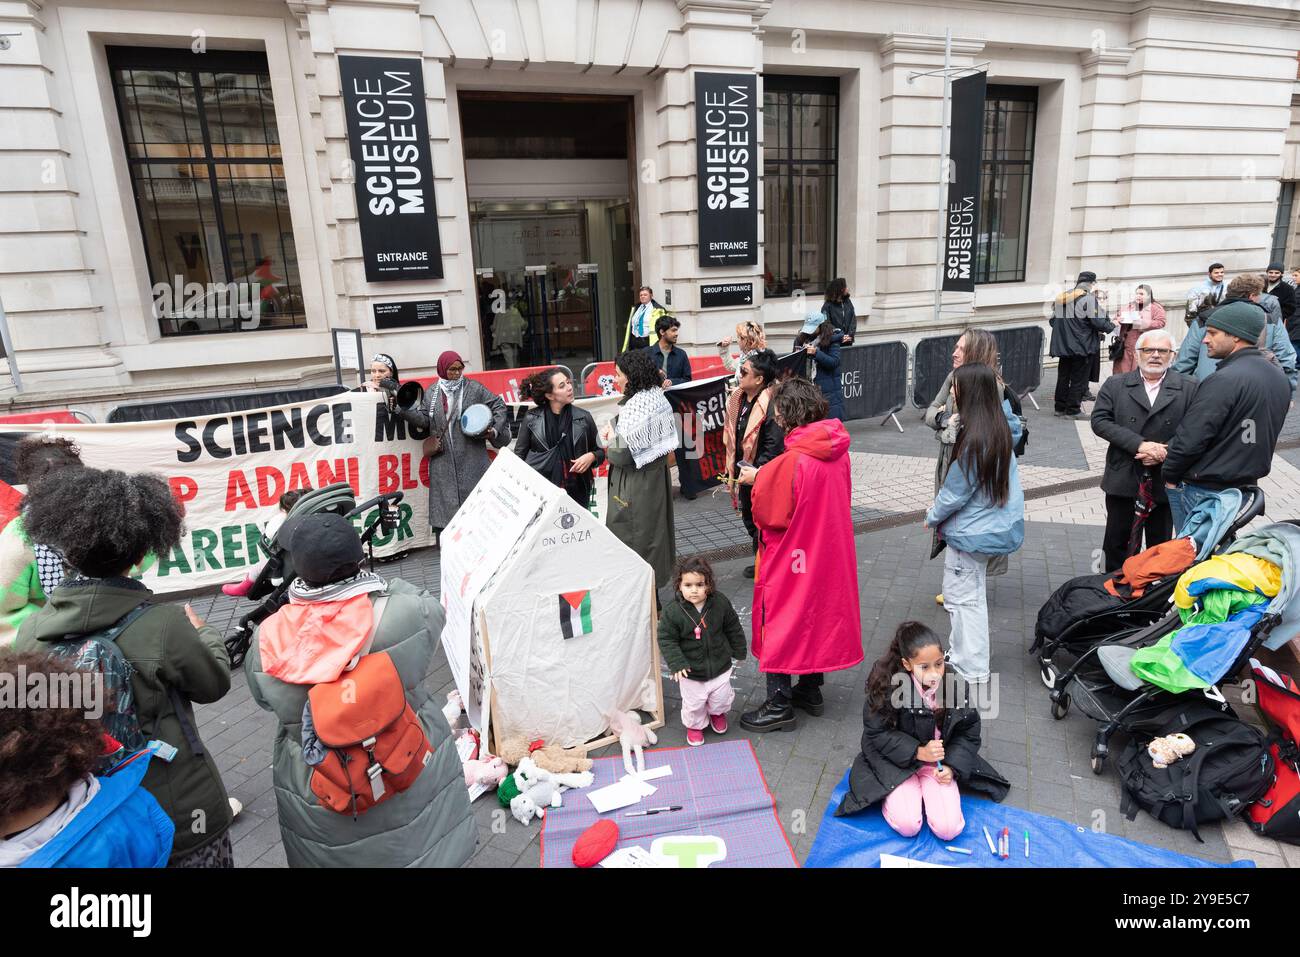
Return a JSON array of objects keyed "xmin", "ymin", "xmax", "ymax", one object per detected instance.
[{"xmin": 834, "ymin": 622, "xmax": 1009, "ymax": 836}]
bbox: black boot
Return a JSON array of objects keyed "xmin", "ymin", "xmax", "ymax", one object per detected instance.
[
  {"xmin": 740, "ymin": 695, "xmax": 796, "ymax": 732},
  {"xmin": 790, "ymin": 684, "xmax": 825, "ymax": 716}
]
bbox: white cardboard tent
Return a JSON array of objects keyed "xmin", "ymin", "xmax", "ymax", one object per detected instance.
[{"xmin": 439, "ymin": 447, "xmax": 663, "ymax": 753}]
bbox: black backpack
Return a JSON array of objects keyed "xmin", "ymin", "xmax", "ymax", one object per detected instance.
[{"xmin": 1118, "ymin": 714, "xmax": 1273, "ymax": 842}]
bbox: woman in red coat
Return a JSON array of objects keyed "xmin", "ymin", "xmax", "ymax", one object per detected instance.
[{"xmin": 738, "ymin": 377, "xmax": 863, "ymax": 732}]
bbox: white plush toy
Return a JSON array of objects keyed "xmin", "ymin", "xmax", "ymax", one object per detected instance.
[
  {"xmin": 506, "ymin": 758, "xmax": 596, "ymax": 825},
  {"xmin": 441, "ymin": 690, "xmax": 465, "ymax": 729},
  {"xmin": 509, "ymin": 759, "xmax": 561, "ymax": 825},
  {"xmin": 606, "ymin": 709, "xmax": 658, "ymax": 777}
]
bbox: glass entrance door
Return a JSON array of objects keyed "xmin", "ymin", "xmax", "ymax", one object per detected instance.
[{"xmin": 471, "ymin": 202, "xmax": 596, "ymax": 370}]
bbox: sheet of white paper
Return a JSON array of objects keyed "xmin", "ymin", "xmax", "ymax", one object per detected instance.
[
  {"xmin": 587, "ymin": 779, "xmax": 646, "ymax": 813},
  {"xmin": 634, "ymin": 765, "xmax": 672, "ymax": 781},
  {"xmin": 879, "ymin": 854, "xmax": 951, "ymax": 869},
  {"xmin": 599, "ymin": 846, "xmax": 664, "ymax": 868},
  {"xmin": 619, "ymin": 774, "xmax": 658, "ymax": 797}
]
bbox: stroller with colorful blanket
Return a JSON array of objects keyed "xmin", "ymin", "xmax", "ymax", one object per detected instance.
[
  {"xmin": 1045, "ymin": 520, "xmax": 1300, "ymax": 775},
  {"xmin": 1033, "ymin": 486, "xmax": 1264, "ymax": 690},
  {"xmin": 222, "ymin": 482, "xmax": 404, "ymax": 668}
]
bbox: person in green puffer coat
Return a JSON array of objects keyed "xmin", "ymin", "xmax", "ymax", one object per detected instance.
[
  {"xmin": 14, "ymin": 466, "xmax": 235, "ymax": 867},
  {"xmin": 244, "ymin": 513, "xmax": 475, "ymax": 868}
]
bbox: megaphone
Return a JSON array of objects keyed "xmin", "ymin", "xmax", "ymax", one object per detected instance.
[{"xmin": 396, "ymin": 381, "xmax": 424, "ymax": 411}]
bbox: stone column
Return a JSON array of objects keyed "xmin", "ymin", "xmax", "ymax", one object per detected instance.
[
  {"xmin": 650, "ymin": 0, "xmax": 768, "ymax": 351},
  {"xmin": 0, "ymin": 0, "xmax": 128, "ymax": 388},
  {"xmin": 1068, "ymin": 47, "xmax": 1135, "ymax": 290},
  {"xmin": 871, "ymin": 32, "xmax": 985, "ymax": 337},
  {"xmin": 287, "ymin": 0, "xmax": 475, "ymax": 371}
]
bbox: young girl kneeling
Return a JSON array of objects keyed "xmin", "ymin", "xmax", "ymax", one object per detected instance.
[
  {"xmin": 835, "ymin": 622, "xmax": 1009, "ymax": 836},
  {"xmin": 657, "ymin": 557, "xmax": 747, "ymax": 747}
]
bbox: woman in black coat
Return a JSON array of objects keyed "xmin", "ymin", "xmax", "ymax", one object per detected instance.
[
  {"xmin": 822, "ymin": 277, "xmax": 858, "ymax": 345},
  {"xmin": 837, "ymin": 622, "xmax": 1008, "ymax": 822},
  {"xmin": 514, "ymin": 368, "xmax": 604, "ymax": 508}
]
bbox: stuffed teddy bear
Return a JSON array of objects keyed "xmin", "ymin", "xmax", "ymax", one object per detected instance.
[
  {"xmin": 1148, "ymin": 732, "xmax": 1196, "ymax": 769},
  {"xmin": 463, "ymin": 755, "xmax": 507, "ymax": 788},
  {"xmin": 496, "ymin": 734, "xmax": 594, "ymax": 774},
  {"xmin": 496, "ymin": 734, "xmax": 537, "ymax": 768},
  {"xmin": 531, "ymin": 744, "xmax": 594, "ymax": 775},
  {"xmin": 606, "ymin": 709, "xmax": 658, "ymax": 777}
]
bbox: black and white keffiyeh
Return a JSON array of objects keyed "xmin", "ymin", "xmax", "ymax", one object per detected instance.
[
  {"xmin": 33, "ymin": 543, "xmax": 67, "ymax": 595},
  {"xmin": 615, "ymin": 387, "xmax": 678, "ymax": 469}
]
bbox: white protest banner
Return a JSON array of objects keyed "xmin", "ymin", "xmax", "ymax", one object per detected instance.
[{"xmin": 0, "ymin": 392, "xmax": 433, "ymax": 593}]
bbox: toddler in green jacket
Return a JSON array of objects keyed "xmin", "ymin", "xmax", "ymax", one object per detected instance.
[{"xmin": 657, "ymin": 557, "xmax": 748, "ymax": 746}]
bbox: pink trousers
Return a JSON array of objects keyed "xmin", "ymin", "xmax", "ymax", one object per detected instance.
[
  {"xmin": 882, "ymin": 765, "xmax": 965, "ymax": 841},
  {"xmin": 679, "ymin": 669, "xmax": 735, "ymax": 731}
]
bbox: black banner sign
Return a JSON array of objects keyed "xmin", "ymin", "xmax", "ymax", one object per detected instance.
[
  {"xmin": 695, "ymin": 73, "xmax": 758, "ymax": 268},
  {"xmin": 665, "ymin": 374, "xmax": 729, "ymax": 495},
  {"xmin": 700, "ymin": 282, "xmax": 754, "ymax": 308},
  {"xmin": 339, "ymin": 56, "xmax": 442, "ymax": 283},
  {"xmin": 373, "ymin": 299, "xmax": 444, "ymax": 330},
  {"xmin": 912, "ymin": 335, "xmax": 962, "ymax": 408},
  {"xmin": 942, "ymin": 72, "xmax": 987, "ymax": 292},
  {"xmin": 839, "ymin": 343, "xmax": 908, "ymax": 422}
]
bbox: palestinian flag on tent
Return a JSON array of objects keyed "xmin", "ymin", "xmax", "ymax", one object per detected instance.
[{"xmin": 559, "ymin": 590, "xmax": 593, "ymax": 639}]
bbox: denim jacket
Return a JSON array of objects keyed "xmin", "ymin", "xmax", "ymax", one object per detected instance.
[
  {"xmin": 925, "ymin": 400, "xmax": 1025, "ymax": 556},
  {"xmin": 1173, "ymin": 308, "xmax": 1298, "ymax": 394}
]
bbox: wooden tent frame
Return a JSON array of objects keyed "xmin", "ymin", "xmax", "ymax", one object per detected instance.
[{"xmin": 481, "ymin": 577, "xmax": 664, "ymax": 757}]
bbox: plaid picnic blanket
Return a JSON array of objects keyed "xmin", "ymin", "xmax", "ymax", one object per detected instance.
[{"xmin": 540, "ymin": 739, "xmax": 798, "ymax": 868}]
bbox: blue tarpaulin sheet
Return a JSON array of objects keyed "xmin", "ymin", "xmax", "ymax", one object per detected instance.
[{"xmin": 806, "ymin": 771, "xmax": 1252, "ymax": 868}]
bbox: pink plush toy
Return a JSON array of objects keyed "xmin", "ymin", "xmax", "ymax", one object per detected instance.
[
  {"xmin": 464, "ymin": 755, "xmax": 507, "ymax": 788},
  {"xmin": 606, "ymin": 710, "xmax": 658, "ymax": 776}
]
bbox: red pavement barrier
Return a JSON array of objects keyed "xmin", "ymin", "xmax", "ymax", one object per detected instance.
[
  {"xmin": 581, "ymin": 356, "xmax": 728, "ymax": 397},
  {"xmin": 413, "ymin": 363, "xmax": 574, "ymax": 406},
  {"xmin": 0, "ymin": 410, "xmax": 81, "ymax": 425}
]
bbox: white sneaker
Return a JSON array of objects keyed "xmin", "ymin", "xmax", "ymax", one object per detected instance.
[{"xmin": 228, "ymin": 797, "xmax": 244, "ymax": 818}]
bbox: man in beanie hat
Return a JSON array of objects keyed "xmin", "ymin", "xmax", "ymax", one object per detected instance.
[
  {"xmin": 1174, "ymin": 273, "xmax": 1296, "ymax": 391},
  {"xmin": 245, "ymin": 512, "xmax": 475, "ymax": 868},
  {"xmin": 1162, "ymin": 299, "xmax": 1291, "ymax": 532},
  {"xmin": 1050, "ymin": 270, "xmax": 1114, "ymax": 417},
  {"xmin": 1264, "ymin": 262, "xmax": 1296, "ymax": 333}
]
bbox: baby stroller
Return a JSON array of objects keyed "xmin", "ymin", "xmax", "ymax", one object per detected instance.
[
  {"xmin": 223, "ymin": 482, "xmax": 405, "ymax": 669},
  {"xmin": 1033, "ymin": 486, "xmax": 1264, "ymax": 690},
  {"xmin": 1047, "ymin": 519, "xmax": 1300, "ymax": 775}
]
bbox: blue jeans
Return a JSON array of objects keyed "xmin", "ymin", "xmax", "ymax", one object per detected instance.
[{"xmin": 1167, "ymin": 482, "xmax": 1222, "ymax": 537}]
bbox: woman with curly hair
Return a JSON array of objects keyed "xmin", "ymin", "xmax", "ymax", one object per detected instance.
[
  {"xmin": 603, "ymin": 349, "xmax": 679, "ymax": 588},
  {"xmin": 0, "ymin": 651, "xmax": 174, "ymax": 867},
  {"xmin": 514, "ymin": 367, "xmax": 605, "ymax": 508},
  {"xmin": 0, "ymin": 435, "xmax": 83, "ymax": 644},
  {"xmin": 12, "ymin": 466, "xmax": 235, "ymax": 868}
]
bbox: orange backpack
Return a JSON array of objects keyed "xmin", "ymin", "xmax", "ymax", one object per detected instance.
[{"xmin": 307, "ymin": 651, "xmax": 433, "ymax": 816}]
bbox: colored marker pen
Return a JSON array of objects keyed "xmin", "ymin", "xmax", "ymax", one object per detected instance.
[
  {"xmin": 1024, "ymin": 829, "xmax": 1030, "ymax": 859},
  {"xmin": 983, "ymin": 826, "xmax": 998, "ymax": 856}
]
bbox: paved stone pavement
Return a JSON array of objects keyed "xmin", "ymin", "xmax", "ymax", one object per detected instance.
[{"xmin": 185, "ymin": 362, "xmax": 1300, "ymax": 869}]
